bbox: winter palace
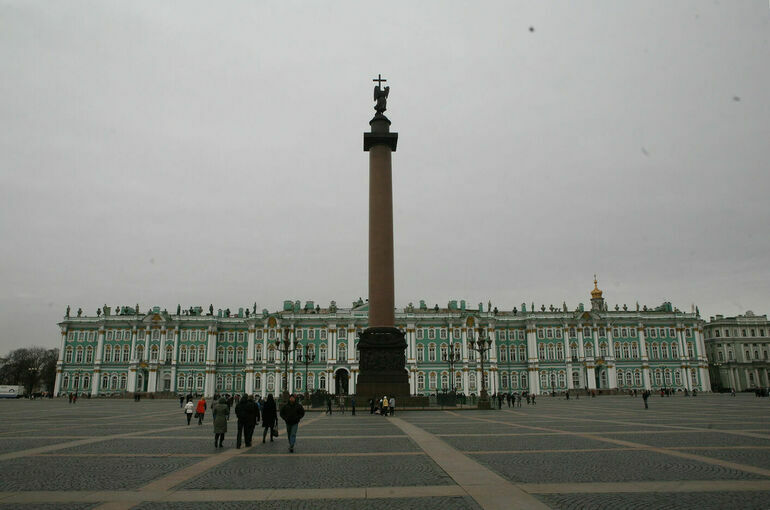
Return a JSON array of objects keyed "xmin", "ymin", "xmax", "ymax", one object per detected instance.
[{"xmin": 55, "ymin": 280, "xmax": 712, "ymax": 397}]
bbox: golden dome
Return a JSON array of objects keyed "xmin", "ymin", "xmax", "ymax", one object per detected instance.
[{"xmin": 591, "ymin": 275, "xmax": 603, "ymax": 299}]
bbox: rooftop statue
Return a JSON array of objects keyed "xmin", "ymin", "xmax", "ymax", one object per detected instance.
[{"xmin": 77, "ymin": 308, "xmax": 82, "ymax": 317}]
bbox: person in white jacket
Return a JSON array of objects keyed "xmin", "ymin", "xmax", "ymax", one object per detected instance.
[{"xmin": 184, "ymin": 400, "xmax": 195, "ymax": 425}]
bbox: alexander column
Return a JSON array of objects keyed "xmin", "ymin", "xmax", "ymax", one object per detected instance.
[{"xmin": 356, "ymin": 75, "xmax": 410, "ymax": 399}]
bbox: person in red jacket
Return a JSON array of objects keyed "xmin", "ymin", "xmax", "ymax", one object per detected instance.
[{"xmin": 195, "ymin": 397, "xmax": 207, "ymax": 425}]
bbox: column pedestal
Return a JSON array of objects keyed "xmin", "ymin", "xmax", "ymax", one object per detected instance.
[{"xmin": 356, "ymin": 327, "xmax": 410, "ymax": 398}]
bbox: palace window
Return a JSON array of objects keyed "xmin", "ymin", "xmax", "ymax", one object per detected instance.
[
  {"xmin": 669, "ymin": 328, "xmax": 675, "ymax": 337},
  {"xmin": 440, "ymin": 329, "xmax": 447, "ymax": 339},
  {"xmin": 651, "ymin": 343, "xmax": 659, "ymax": 359},
  {"xmin": 225, "ymin": 374, "xmax": 233, "ymax": 390},
  {"xmin": 256, "ymin": 330, "xmax": 263, "ymax": 340},
  {"xmin": 417, "ymin": 345, "xmax": 424, "ymax": 362},
  {"xmin": 519, "ymin": 345, "xmax": 526, "ymax": 361},
  {"xmin": 268, "ymin": 330, "xmax": 276, "ymax": 340},
  {"xmin": 538, "ymin": 329, "xmax": 544, "ymax": 339},
  {"xmin": 107, "ymin": 331, "xmax": 113, "ymax": 341},
  {"xmin": 501, "ymin": 373, "xmax": 508, "ymax": 388},
  {"xmin": 198, "ymin": 346, "xmax": 205, "ymax": 363},
  {"xmin": 508, "ymin": 345, "xmax": 516, "ymax": 361},
  {"xmin": 521, "ymin": 373, "xmax": 528, "ymax": 388},
  {"xmin": 454, "ymin": 343, "xmax": 462, "ymax": 359},
  {"xmin": 428, "ymin": 343, "xmax": 436, "ymax": 362},
  {"xmin": 599, "ymin": 327, "xmax": 606, "ymax": 337},
  {"xmin": 672, "ymin": 342, "xmax": 679, "ymax": 358},
  {"xmin": 661, "ymin": 343, "xmax": 668, "ymax": 359},
  {"xmin": 178, "ymin": 375, "xmax": 185, "ymax": 389},
  {"xmin": 254, "ymin": 374, "xmax": 261, "ymax": 390},
  {"xmin": 441, "ymin": 344, "xmax": 449, "ymax": 361},
  {"xmin": 429, "ymin": 372, "xmax": 437, "ymax": 389},
  {"xmin": 556, "ymin": 343, "xmax": 564, "ymax": 360},
  {"xmin": 180, "ymin": 347, "xmax": 188, "ymax": 363},
  {"xmin": 687, "ymin": 342, "xmax": 694, "ymax": 358},
  {"xmin": 546, "ymin": 329, "xmax": 553, "ymax": 338},
  {"xmin": 650, "ymin": 328, "xmax": 657, "ymax": 338},
  {"xmin": 469, "ymin": 373, "xmax": 476, "ymax": 391},
  {"xmin": 617, "ymin": 370, "xmax": 624, "ymax": 386},
  {"xmin": 599, "ymin": 342, "xmax": 608, "ymax": 357},
  {"xmin": 630, "ymin": 328, "xmax": 637, "ymax": 337},
  {"xmin": 685, "ymin": 328, "xmax": 692, "ymax": 337},
  {"xmin": 236, "ymin": 347, "xmax": 244, "ymax": 364},
  {"xmin": 454, "ymin": 328, "xmax": 461, "ymax": 339},
  {"xmin": 255, "ymin": 345, "xmax": 263, "ymax": 362},
  {"xmin": 631, "ymin": 342, "xmax": 638, "ymax": 358},
  {"xmin": 540, "ymin": 371, "xmax": 548, "ymax": 388},
  {"xmin": 267, "ymin": 346, "xmax": 275, "ymax": 362},
  {"xmin": 613, "ymin": 328, "xmax": 619, "ymax": 337},
  {"xmin": 558, "ymin": 371, "xmax": 566, "ymax": 388},
  {"xmin": 570, "ymin": 343, "xmax": 578, "ymax": 358},
  {"xmin": 337, "ymin": 343, "xmax": 347, "ymax": 361},
  {"xmin": 319, "ymin": 344, "xmax": 327, "ymax": 362},
  {"xmin": 266, "ymin": 374, "xmax": 275, "ymax": 392},
  {"xmin": 428, "ymin": 329, "xmax": 435, "ymax": 340},
  {"xmin": 584, "ymin": 343, "xmax": 593, "ymax": 357},
  {"xmin": 625, "ymin": 371, "xmax": 633, "ymax": 387},
  {"xmin": 101, "ymin": 374, "xmax": 109, "ymax": 389},
  {"xmin": 309, "ymin": 329, "xmax": 316, "ymax": 340},
  {"xmin": 75, "ymin": 347, "xmax": 83, "ymax": 363},
  {"xmin": 538, "ymin": 344, "xmax": 545, "ymax": 359},
  {"xmin": 417, "ymin": 329, "xmax": 424, "ymax": 340},
  {"xmin": 583, "ymin": 327, "xmax": 591, "ymax": 338},
  {"xmin": 499, "ymin": 346, "xmax": 507, "ymax": 362},
  {"xmin": 417, "ymin": 373, "xmax": 425, "ymax": 390},
  {"xmin": 634, "ymin": 370, "xmax": 642, "ymax": 386},
  {"xmin": 320, "ymin": 329, "xmax": 327, "ymax": 340},
  {"xmin": 664, "ymin": 369, "xmax": 672, "ymax": 385},
  {"xmin": 237, "ymin": 332, "xmax": 244, "ymax": 342},
  {"xmin": 674, "ymin": 370, "xmax": 682, "ymax": 385},
  {"xmin": 294, "ymin": 374, "xmax": 302, "ymax": 391},
  {"xmin": 217, "ymin": 347, "xmax": 225, "ymax": 363},
  {"xmin": 338, "ymin": 328, "xmax": 347, "ymax": 339},
  {"xmin": 150, "ymin": 345, "xmax": 158, "ymax": 361},
  {"xmin": 104, "ymin": 346, "xmax": 112, "ymax": 362},
  {"xmin": 547, "ymin": 344, "xmax": 555, "ymax": 360},
  {"xmin": 556, "ymin": 328, "xmax": 563, "ymax": 339},
  {"xmin": 165, "ymin": 345, "xmax": 173, "ymax": 362}
]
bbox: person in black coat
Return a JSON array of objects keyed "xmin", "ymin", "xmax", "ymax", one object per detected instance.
[
  {"xmin": 235, "ymin": 394, "xmax": 261, "ymax": 448},
  {"xmin": 261, "ymin": 394, "xmax": 278, "ymax": 443}
]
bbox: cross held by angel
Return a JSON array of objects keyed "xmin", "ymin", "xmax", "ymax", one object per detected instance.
[{"xmin": 373, "ymin": 73, "xmax": 389, "ymax": 113}]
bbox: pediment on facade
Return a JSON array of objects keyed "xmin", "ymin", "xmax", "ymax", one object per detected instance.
[{"xmin": 574, "ymin": 310, "xmax": 601, "ymax": 322}]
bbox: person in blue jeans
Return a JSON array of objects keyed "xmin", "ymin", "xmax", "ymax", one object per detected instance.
[{"xmin": 279, "ymin": 394, "xmax": 306, "ymax": 453}]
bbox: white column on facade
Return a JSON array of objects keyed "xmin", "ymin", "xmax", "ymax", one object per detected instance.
[
  {"xmin": 245, "ymin": 327, "xmax": 255, "ymax": 394},
  {"xmin": 696, "ymin": 327, "xmax": 711, "ymax": 391},
  {"xmin": 54, "ymin": 328, "xmax": 67, "ymax": 396},
  {"xmin": 462, "ymin": 367, "xmax": 469, "ymax": 395},
  {"xmin": 144, "ymin": 327, "xmax": 151, "ymax": 359},
  {"xmin": 638, "ymin": 325, "xmax": 651, "ymax": 390},
  {"xmin": 205, "ymin": 329, "xmax": 216, "ymax": 397},
  {"xmin": 526, "ymin": 324, "xmax": 540, "ymax": 394},
  {"xmin": 90, "ymin": 327, "xmax": 105, "ymax": 396},
  {"xmin": 563, "ymin": 326, "xmax": 573, "ymax": 390},
  {"xmin": 607, "ymin": 327, "xmax": 618, "ymax": 389},
  {"xmin": 169, "ymin": 327, "xmax": 179, "ymax": 393}
]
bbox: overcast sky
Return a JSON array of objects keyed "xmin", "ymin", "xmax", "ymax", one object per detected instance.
[{"xmin": 1, "ymin": 1, "xmax": 769, "ymax": 353}]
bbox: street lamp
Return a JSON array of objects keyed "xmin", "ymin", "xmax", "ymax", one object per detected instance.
[
  {"xmin": 297, "ymin": 342, "xmax": 316, "ymax": 402},
  {"xmin": 446, "ymin": 342, "xmax": 460, "ymax": 395},
  {"xmin": 275, "ymin": 327, "xmax": 296, "ymax": 400},
  {"xmin": 468, "ymin": 328, "xmax": 492, "ymax": 409}
]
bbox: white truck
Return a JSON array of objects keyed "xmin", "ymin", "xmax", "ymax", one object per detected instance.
[{"xmin": 0, "ymin": 385, "xmax": 24, "ymax": 398}]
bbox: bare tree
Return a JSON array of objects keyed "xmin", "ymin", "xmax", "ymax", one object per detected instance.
[{"xmin": 0, "ymin": 347, "xmax": 59, "ymax": 395}]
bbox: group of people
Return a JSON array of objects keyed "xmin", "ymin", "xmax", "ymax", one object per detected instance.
[
  {"xmin": 183, "ymin": 393, "xmax": 305, "ymax": 452},
  {"xmin": 369, "ymin": 395, "xmax": 395, "ymax": 415}
]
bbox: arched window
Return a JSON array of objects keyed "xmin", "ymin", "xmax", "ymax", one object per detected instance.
[
  {"xmin": 235, "ymin": 374, "xmax": 243, "ymax": 391},
  {"xmin": 136, "ymin": 345, "xmax": 144, "ymax": 361},
  {"xmin": 626, "ymin": 371, "xmax": 633, "ymax": 387},
  {"xmin": 584, "ymin": 343, "xmax": 593, "ymax": 357},
  {"xmin": 224, "ymin": 374, "xmax": 233, "ymax": 390},
  {"xmin": 442, "ymin": 344, "xmax": 449, "ymax": 361},
  {"xmin": 101, "ymin": 374, "xmax": 109, "ymax": 389},
  {"xmin": 111, "ymin": 376, "xmax": 118, "ymax": 390},
  {"xmin": 687, "ymin": 342, "xmax": 694, "ymax": 358},
  {"xmin": 178, "ymin": 374, "xmax": 185, "ymax": 389},
  {"xmin": 186, "ymin": 375, "xmax": 193, "ymax": 389},
  {"xmin": 75, "ymin": 347, "xmax": 83, "ymax": 363},
  {"xmin": 558, "ymin": 371, "xmax": 566, "ymax": 388},
  {"xmin": 216, "ymin": 375, "xmax": 223, "ymax": 391},
  {"xmin": 540, "ymin": 371, "xmax": 548, "ymax": 388},
  {"xmin": 455, "ymin": 371, "xmax": 462, "ymax": 390},
  {"xmin": 440, "ymin": 372, "xmax": 449, "ymax": 389},
  {"xmin": 538, "ymin": 344, "xmax": 545, "ymax": 359},
  {"xmin": 120, "ymin": 375, "xmax": 127, "ymax": 389},
  {"xmin": 417, "ymin": 373, "xmax": 425, "ymax": 390},
  {"xmin": 307, "ymin": 373, "xmax": 315, "ymax": 390},
  {"xmin": 547, "ymin": 344, "xmax": 555, "ymax": 360},
  {"xmin": 599, "ymin": 342, "xmax": 608, "ymax": 357},
  {"xmin": 556, "ymin": 343, "xmax": 564, "ymax": 360},
  {"xmin": 429, "ymin": 372, "xmax": 437, "ymax": 389},
  {"xmin": 634, "ymin": 370, "xmax": 642, "ymax": 386},
  {"xmin": 236, "ymin": 347, "xmax": 244, "ymax": 364},
  {"xmin": 62, "ymin": 374, "xmax": 69, "ymax": 389},
  {"xmin": 416, "ymin": 345, "xmax": 425, "ymax": 362},
  {"xmin": 664, "ymin": 369, "xmax": 672, "ymax": 385},
  {"xmin": 180, "ymin": 347, "xmax": 188, "ymax": 363},
  {"xmin": 631, "ymin": 342, "xmax": 638, "ymax": 358},
  {"xmin": 319, "ymin": 344, "xmax": 327, "ymax": 362},
  {"xmin": 122, "ymin": 345, "xmax": 129, "ymax": 362},
  {"xmin": 617, "ymin": 370, "xmax": 624, "ymax": 386},
  {"xmin": 501, "ymin": 373, "xmax": 509, "ymax": 388},
  {"xmin": 654, "ymin": 369, "xmax": 662, "ymax": 386},
  {"xmin": 572, "ymin": 371, "xmax": 580, "ymax": 388},
  {"xmin": 227, "ymin": 347, "xmax": 234, "ymax": 364},
  {"xmin": 510, "ymin": 372, "xmax": 518, "ymax": 389},
  {"xmin": 196, "ymin": 374, "xmax": 204, "ymax": 389},
  {"xmin": 81, "ymin": 375, "xmax": 89, "ymax": 389},
  {"xmin": 165, "ymin": 345, "xmax": 173, "ymax": 362},
  {"xmin": 254, "ymin": 373, "xmax": 262, "ymax": 390},
  {"xmin": 268, "ymin": 329, "xmax": 276, "ymax": 340},
  {"xmin": 319, "ymin": 374, "xmax": 326, "ymax": 391},
  {"xmin": 150, "ymin": 345, "xmax": 159, "ymax": 361},
  {"xmin": 521, "ymin": 373, "xmax": 528, "ymax": 388},
  {"xmin": 337, "ymin": 343, "xmax": 347, "ymax": 361},
  {"xmin": 198, "ymin": 346, "xmax": 206, "ymax": 363},
  {"xmin": 519, "ymin": 345, "xmax": 526, "ymax": 361},
  {"xmin": 267, "ymin": 374, "xmax": 275, "ymax": 392},
  {"xmin": 428, "ymin": 343, "xmax": 436, "ymax": 362},
  {"xmin": 674, "ymin": 370, "xmax": 682, "ymax": 386},
  {"xmin": 651, "ymin": 343, "xmax": 659, "ymax": 359},
  {"xmin": 217, "ymin": 347, "xmax": 225, "ymax": 363},
  {"xmin": 469, "ymin": 373, "xmax": 476, "ymax": 391},
  {"xmin": 614, "ymin": 343, "xmax": 622, "ymax": 359},
  {"xmin": 672, "ymin": 342, "xmax": 679, "ymax": 358},
  {"xmin": 294, "ymin": 374, "xmax": 302, "ymax": 390},
  {"xmin": 570, "ymin": 343, "xmax": 578, "ymax": 358},
  {"xmin": 104, "ymin": 346, "xmax": 112, "ymax": 363}
]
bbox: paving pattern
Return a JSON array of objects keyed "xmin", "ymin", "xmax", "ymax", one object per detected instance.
[{"xmin": 0, "ymin": 395, "xmax": 767, "ymax": 509}]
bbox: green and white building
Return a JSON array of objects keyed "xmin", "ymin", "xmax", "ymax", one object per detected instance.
[{"xmin": 55, "ymin": 280, "xmax": 711, "ymax": 397}]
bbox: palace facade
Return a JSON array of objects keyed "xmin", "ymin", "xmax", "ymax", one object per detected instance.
[
  {"xmin": 704, "ymin": 311, "xmax": 770, "ymax": 391},
  {"xmin": 55, "ymin": 280, "xmax": 711, "ymax": 397}
]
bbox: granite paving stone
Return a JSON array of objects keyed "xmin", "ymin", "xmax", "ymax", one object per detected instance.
[
  {"xmin": 535, "ymin": 491, "xmax": 770, "ymax": 509},
  {"xmin": 470, "ymin": 450, "xmax": 767, "ymax": 483},
  {"xmin": 179, "ymin": 454, "xmax": 454, "ymax": 489},
  {"xmin": 135, "ymin": 497, "xmax": 482, "ymax": 510},
  {"xmin": 441, "ymin": 434, "xmax": 625, "ymax": 452},
  {"xmin": 678, "ymin": 448, "xmax": 770, "ymax": 471}
]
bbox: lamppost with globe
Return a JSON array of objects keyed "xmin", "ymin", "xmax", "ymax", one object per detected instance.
[
  {"xmin": 297, "ymin": 342, "xmax": 316, "ymax": 403},
  {"xmin": 274, "ymin": 327, "xmax": 296, "ymax": 400},
  {"xmin": 468, "ymin": 327, "xmax": 492, "ymax": 409}
]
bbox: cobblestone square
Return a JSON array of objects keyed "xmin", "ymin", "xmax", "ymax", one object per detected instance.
[{"xmin": 0, "ymin": 395, "xmax": 768, "ymax": 509}]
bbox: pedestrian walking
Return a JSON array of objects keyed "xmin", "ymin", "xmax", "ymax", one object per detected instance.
[
  {"xmin": 389, "ymin": 396, "xmax": 395, "ymax": 416},
  {"xmin": 184, "ymin": 399, "xmax": 194, "ymax": 425},
  {"xmin": 369, "ymin": 398, "xmax": 375, "ymax": 414},
  {"xmin": 381, "ymin": 395, "xmax": 389, "ymax": 417},
  {"xmin": 643, "ymin": 390, "xmax": 650, "ymax": 409},
  {"xmin": 351, "ymin": 396, "xmax": 356, "ymax": 416},
  {"xmin": 179, "ymin": 395, "xmax": 184, "ymax": 408},
  {"xmin": 235, "ymin": 394, "xmax": 260, "ymax": 448},
  {"xmin": 261, "ymin": 394, "xmax": 278, "ymax": 443},
  {"xmin": 212, "ymin": 397, "xmax": 229, "ymax": 448},
  {"xmin": 325, "ymin": 395, "xmax": 333, "ymax": 415},
  {"xmin": 531, "ymin": 394, "xmax": 536, "ymax": 405},
  {"xmin": 196, "ymin": 397, "xmax": 207, "ymax": 425},
  {"xmin": 280, "ymin": 394, "xmax": 306, "ymax": 453}
]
